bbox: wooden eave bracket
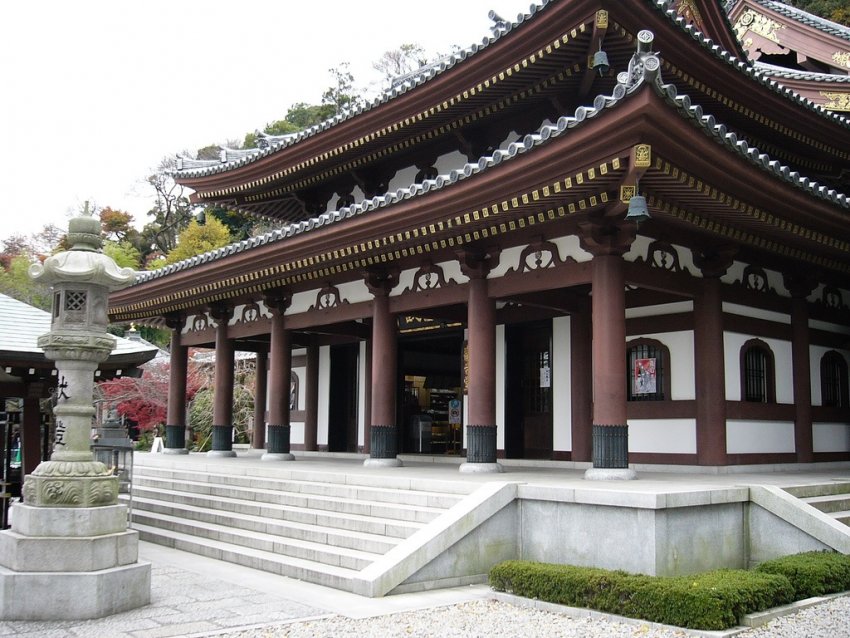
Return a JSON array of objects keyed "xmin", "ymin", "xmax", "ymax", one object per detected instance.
[
  {"xmin": 604, "ymin": 143, "xmax": 652, "ymax": 218},
  {"xmin": 578, "ymin": 9, "xmax": 610, "ymax": 101}
]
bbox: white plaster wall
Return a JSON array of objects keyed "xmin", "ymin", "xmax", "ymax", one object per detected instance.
[
  {"xmin": 551, "ymin": 234, "xmax": 593, "ymax": 263},
  {"xmin": 813, "ymin": 423, "xmax": 850, "ymax": 453},
  {"xmin": 626, "ymin": 301, "xmax": 693, "ymax": 319},
  {"xmin": 721, "ymin": 261, "xmax": 790, "ymax": 297},
  {"xmin": 627, "ymin": 331, "xmax": 695, "ymax": 400},
  {"xmin": 289, "ymin": 289, "xmax": 318, "ymax": 315},
  {"xmin": 496, "ymin": 324, "xmax": 505, "ymax": 451},
  {"xmin": 392, "ymin": 259, "xmax": 466, "ymax": 295},
  {"xmin": 387, "ymin": 165, "xmax": 418, "ymax": 193},
  {"xmin": 358, "ymin": 340, "xmax": 367, "ymax": 448},
  {"xmin": 722, "ymin": 302, "xmax": 791, "ymax": 325},
  {"xmin": 289, "ymin": 363, "xmax": 307, "ymax": 445},
  {"xmin": 435, "ymin": 150, "xmax": 468, "ymax": 175},
  {"xmin": 724, "ymin": 333, "xmax": 794, "ymax": 403},
  {"xmin": 336, "ymin": 279, "xmax": 371, "ymax": 305},
  {"xmin": 627, "ymin": 419, "xmax": 696, "ymax": 454},
  {"xmin": 726, "ymin": 420, "xmax": 795, "ymax": 454},
  {"xmin": 316, "ymin": 346, "xmax": 331, "ymax": 447},
  {"xmin": 553, "ymin": 316, "xmax": 572, "ymax": 452}
]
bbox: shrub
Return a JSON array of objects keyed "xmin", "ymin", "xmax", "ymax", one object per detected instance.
[
  {"xmin": 755, "ymin": 551, "xmax": 850, "ymax": 599},
  {"xmin": 489, "ymin": 561, "xmax": 794, "ymax": 630}
]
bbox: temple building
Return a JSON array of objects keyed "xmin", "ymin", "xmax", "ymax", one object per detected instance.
[{"xmin": 109, "ymin": 0, "xmax": 850, "ymax": 472}]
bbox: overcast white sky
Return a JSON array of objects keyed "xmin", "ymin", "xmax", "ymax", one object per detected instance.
[{"xmin": 1, "ymin": 0, "xmax": 525, "ymax": 241}]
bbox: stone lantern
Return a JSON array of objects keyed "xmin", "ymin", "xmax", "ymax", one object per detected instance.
[{"xmin": 0, "ymin": 213, "xmax": 151, "ymax": 620}]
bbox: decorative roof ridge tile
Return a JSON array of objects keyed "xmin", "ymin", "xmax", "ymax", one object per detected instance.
[
  {"xmin": 651, "ymin": 0, "xmax": 850, "ymax": 130},
  {"xmin": 174, "ymin": 1, "xmax": 556, "ymax": 179},
  {"xmin": 653, "ymin": 77, "xmax": 850, "ymax": 210},
  {"xmin": 745, "ymin": 0, "xmax": 850, "ymax": 43},
  {"xmin": 754, "ymin": 61, "xmax": 850, "ymax": 82}
]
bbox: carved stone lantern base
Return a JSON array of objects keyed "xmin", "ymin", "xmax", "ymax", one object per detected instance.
[
  {"xmin": 23, "ymin": 461, "xmax": 119, "ymax": 507},
  {"xmin": 0, "ymin": 503, "xmax": 150, "ymax": 619}
]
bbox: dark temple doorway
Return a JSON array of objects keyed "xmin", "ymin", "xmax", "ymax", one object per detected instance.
[
  {"xmin": 327, "ymin": 342, "xmax": 359, "ymax": 452},
  {"xmin": 506, "ymin": 320, "xmax": 553, "ymax": 459}
]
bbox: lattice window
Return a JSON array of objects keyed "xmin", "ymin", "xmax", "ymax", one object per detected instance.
[
  {"xmin": 821, "ymin": 351, "xmax": 848, "ymax": 408},
  {"xmin": 64, "ymin": 290, "xmax": 87, "ymax": 312},
  {"xmin": 627, "ymin": 340, "xmax": 668, "ymax": 401},
  {"xmin": 740, "ymin": 340, "xmax": 775, "ymax": 403}
]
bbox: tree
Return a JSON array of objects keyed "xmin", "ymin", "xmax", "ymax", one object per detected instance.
[
  {"xmin": 159, "ymin": 216, "xmax": 232, "ymax": 266},
  {"xmin": 103, "ymin": 239, "xmax": 141, "ymax": 269},
  {"xmin": 99, "ymin": 207, "xmax": 135, "ymax": 242},
  {"xmin": 97, "ymin": 359, "xmax": 207, "ymax": 440},
  {"xmin": 784, "ymin": 0, "xmax": 850, "ymax": 26},
  {"xmin": 204, "ymin": 205, "xmax": 256, "ymax": 241},
  {"xmin": 284, "ymin": 103, "xmax": 335, "ymax": 130},
  {"xmin": 0, "ymin": 254, "xmax": 51, "ymax": 310},
  {"xmin": 144, "ymin": 156, "xmax": 197, "ymax": 255},
  {"xmin": 373, "ymin": 43, "xmax": 427, "ymax": 84},
  {"xmin": 322, "ymin": 62, "xmax": 362, "ymax": 116}
]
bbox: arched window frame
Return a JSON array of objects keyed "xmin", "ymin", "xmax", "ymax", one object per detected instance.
[
  {"xmin": 820, "ymin": 351, "xmax": 849, "ymax": 408},
  {"xmin": 626, "ymin": 338, "xmax": 671, "ymax": 401},
  {"xmin": 740, "ymin": 339, "xmax": 775, "ymax": 403}
]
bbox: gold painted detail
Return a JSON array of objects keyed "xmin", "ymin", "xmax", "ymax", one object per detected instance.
[
  {"xmin": 634, "ymin": 144, "xmax": 651, "ymax": 167},
  {"xmin": 620, "ymin": 185, "xmax": 636, "ymax": 202},
  {"xmin": 832, "ymin": 52, "xmax": 850, "ymax": 69},
  {"xmin": 596, "ymin": 10, "xmax": 608, "ymax": 28},
  {"xmin": 821, "ymin": 91, "xmax": 850, "ymax": 112},
  {"xmin": 674, "ymin": 0, "xmax": 704, "ymax": 32},
  {"xmin": 734, "ymin": 9, "xmax": 783, "ymax": 43}
]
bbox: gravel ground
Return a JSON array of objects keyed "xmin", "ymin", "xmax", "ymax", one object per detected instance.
[{"xmin": 203, "ymin": 595, "xmax": 850, "ymax": 638}]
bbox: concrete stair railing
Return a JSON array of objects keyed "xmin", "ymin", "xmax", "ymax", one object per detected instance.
[
  {"xmin": 125, "ymin": 464, "xmax": 516, "ymax": 595},
  {"xmin": 749, "ymin": 482, "xmax": 850, "ymax": 555}
]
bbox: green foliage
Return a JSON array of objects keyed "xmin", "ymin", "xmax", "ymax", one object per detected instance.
[
  {"xmin": 159, "ymin": 216, "xmax": 232, "ymax": 266},
  {"xmin": 204, "ymin": 206, "xmax": 255, "ymax": 241},
  {"xmin": 489, "ymin": 561, "xmax": 795, "ymax": 630},
  {"xmin": 103, "ymin": 239, "xmax": 141, "ymax": 269},
  {"xmin": 0, "ymin": 255, "xmax": 51, "ymax": 310},
  {"xmin": 785, "ymin": 0, "xmax": 850, "ymax": 26},
  {"xmin": 322, "ymin": 62, "xmax": 362, "ymax": 116},
  {"xmin": 284, "ymin": 103, "xmax": 335, "ymax": 129},
  {"xmin": 755, "ymin": 551, "xmax": 850, "ymax": 599}
]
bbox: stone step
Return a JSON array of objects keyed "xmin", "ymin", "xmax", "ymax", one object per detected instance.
[
  {"xmin": 133, "ymin": 468, "xmax": 464, "ymax": 509},
  {"xmin": 830, "ymin": 510, "xmax": 850, "ymax": 526},
  {"xmin": 130, "ymin": 494, "xmax": 402, "ymax": 554},
  {"xmin": 801, "ymin": 494, "xmax": 850, "ymax": 514},
  {"xmin": 132, "ymin": 508, "xmax": 380, "ymax": 570},
  {"xmin": 132, "ymin": 477, "xmax": 447, "ymax": 524},
  {"xmin": 132, "ymin": 522, "xmax": 361, "ymax": 590},
  {"xmin": 783, "ymin": 482, "xmax": 850, "ymax": 499}
]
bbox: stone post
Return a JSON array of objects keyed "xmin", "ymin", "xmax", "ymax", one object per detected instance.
[{"xmin": 0, "ymin": 213, "xmax": 151, "ymax": 620}]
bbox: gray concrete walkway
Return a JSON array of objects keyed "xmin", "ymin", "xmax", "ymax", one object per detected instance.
[{"xmin": 0, "ymin": 541, "xmax": 492, "ymax": 638}]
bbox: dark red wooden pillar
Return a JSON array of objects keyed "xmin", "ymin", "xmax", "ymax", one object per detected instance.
[
  {"xmin": 21, "ymin": 389, "xmax": 43, "ymax": 476},
  {"xmin": 209, "ymin": 304, "xmax": 235, "ymax": 457},
  {"xmin": 785, "ymin": 274, "xmax": 817, "ymax": 463},
  {"xmin": 458, "ymin": 250, "xmax": 501, "ymax": 472},
  {"xmin": 165, "ymin": 313, "xmax": 189, "ymax": 454},
  {"xmin": 364, "ymin": 269, "xmax": 400, "ymax": 465},
  {"xmin": 693, "ymin": 251, "xmax": 734, "ymax": 466},
  {"xmin": 579, "ymin": 220, "xmax": 635, "ymax": 476},
  {"xmin": 264, "ymin": 289, "xmax": 294, "ymax": 460}
]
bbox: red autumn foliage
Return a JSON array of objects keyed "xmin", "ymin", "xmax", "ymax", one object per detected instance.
[{"xmin": 98, "ymin": 358, "xmax": 207, "ymax": 433}]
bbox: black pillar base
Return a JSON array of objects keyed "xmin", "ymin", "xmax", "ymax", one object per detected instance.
[
  {"xmin": 164, "ymin": 424, "xmax": 185, "ymax": 450},
  {"xmin": 466, "ymin": 424, "xmax": 497, "ymax": 464},
  {"xmin": 369, "ymin": 425, "xmax": 397, "ymax": 459},
  {"xmin": 266, "ymin": 424, "xmax": 291, "ymax": 454},
  {"xmin": 592, "ymin": 424, "xmax": 629, "ymax": 468},
  {"xmin": 211, "ymin": 424, "xmax": 234, "ymax": 452}
]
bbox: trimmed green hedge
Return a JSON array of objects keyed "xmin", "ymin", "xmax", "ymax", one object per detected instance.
[
  {"xmin": 489, "ymin": 561, "xmax": 795, "ymax": 630},
  {"xmin": 755, "ymin": 551, "xmax": 850, "ymax": 599}
]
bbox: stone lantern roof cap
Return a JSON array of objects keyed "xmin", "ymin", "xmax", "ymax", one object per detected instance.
[{"xmin": 29, "ymin": 215, "xmax": 136, "ymax": 290}]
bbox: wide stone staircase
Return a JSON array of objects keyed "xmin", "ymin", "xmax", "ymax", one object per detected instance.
[
  {"xmin": 125, "ymin": 462, "xmax": 475, "ymax": 593},
  {"xmin": 783, "ymin": 482, "xmax": 850, "ymax": 527}
]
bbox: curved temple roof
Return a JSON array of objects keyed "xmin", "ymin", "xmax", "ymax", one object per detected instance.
[{"xmin": 130, "ymin": 30, "xmax": 849, "ymax": 291}]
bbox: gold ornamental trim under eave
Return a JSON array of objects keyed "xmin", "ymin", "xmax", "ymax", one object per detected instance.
[
  {"xmin": 821, "ymin": 92, "xmax": 850, "ymax": 112},
  {"xmin": 110, "ymin": 156, "xmax": 626, "ymax": 319}
]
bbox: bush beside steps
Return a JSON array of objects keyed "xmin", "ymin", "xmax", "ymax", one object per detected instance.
[{"xmin": 489, "ymin": 551, "xmax": 850, "ymax": 631}]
